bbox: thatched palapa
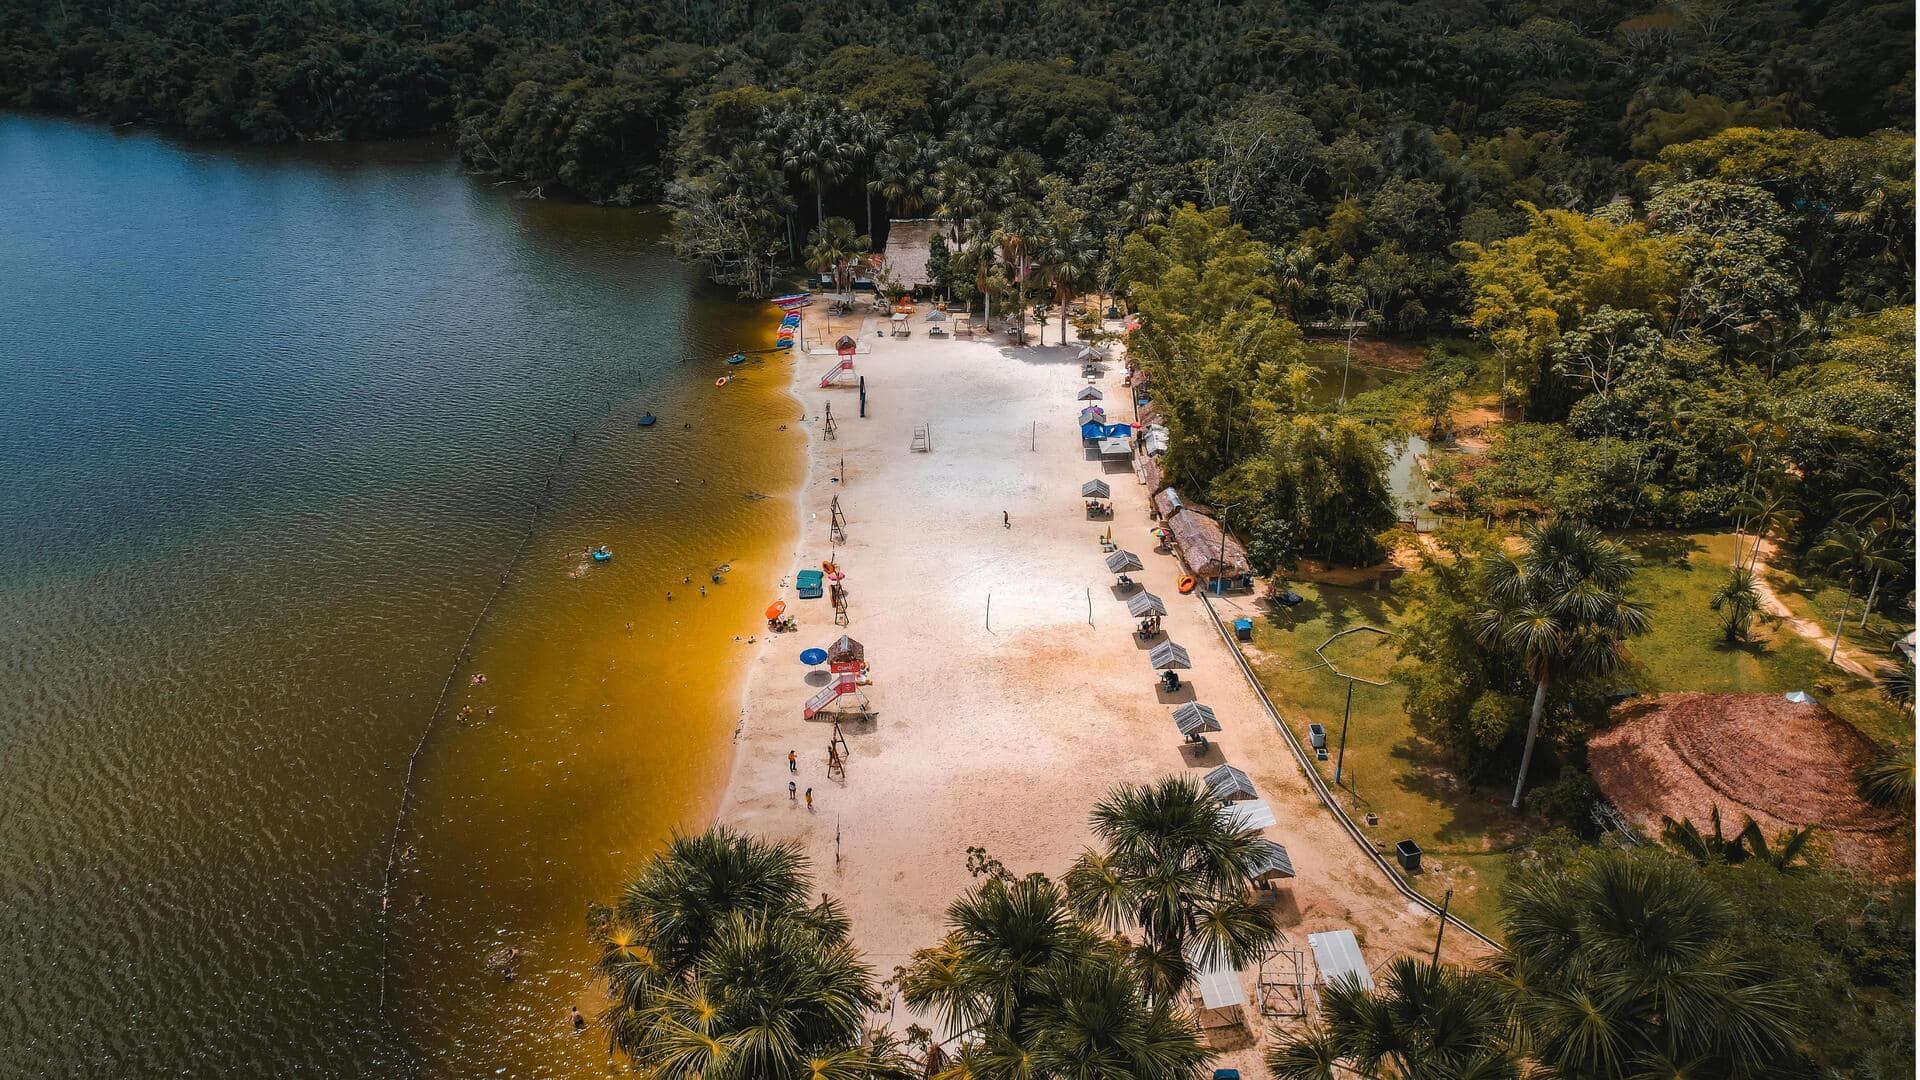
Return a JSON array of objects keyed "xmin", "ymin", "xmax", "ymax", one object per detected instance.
[{"xmin": 880, "ymin": 219, "xmax": 941, "ymax": 290}]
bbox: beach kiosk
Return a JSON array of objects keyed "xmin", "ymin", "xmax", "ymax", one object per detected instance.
[{"xmin": 1204, "ymin": 763, "xmax": 1257, "ymax": 803}]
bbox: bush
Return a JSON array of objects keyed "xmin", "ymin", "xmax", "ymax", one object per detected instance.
[{"xmin": 1526, "ymin": 767, "xmax": 1599, "ymax": 833}]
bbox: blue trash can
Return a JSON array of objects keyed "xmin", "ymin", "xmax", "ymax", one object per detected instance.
[{"xmin": 1233, "ymin": 617, "xmax": 1253, "ymax": 641}]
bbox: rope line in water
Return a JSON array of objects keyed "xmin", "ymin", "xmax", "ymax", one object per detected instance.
[{"xmin": 374, "ymin": 406, "xmax": 618, "ymax": 1021}]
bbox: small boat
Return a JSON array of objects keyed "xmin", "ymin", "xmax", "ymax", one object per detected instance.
[
  {"xmin": 773, "ymin": 292, "xmax": 812, "ymax": 309},
  {"xmin": 591, "ymin": 545, "xmax": 613, "ymax": 562},
  {"xmin": 726, "ymin": 352, "xmax": 746, "ymax": 365},
  {"xmin": 637, "ymin": 413, "xmax": 657, "ymax": 427}
]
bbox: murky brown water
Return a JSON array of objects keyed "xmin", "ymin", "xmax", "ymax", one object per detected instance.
[{"xmin": 0, "ymin": 116, "xmax": 801, "ymax": 1076}]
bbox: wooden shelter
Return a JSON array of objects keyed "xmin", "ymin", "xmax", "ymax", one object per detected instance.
[
  {"xmin": 1205, "ymin": 763, "xmax": 1257, "ymax": 802},
  {"xmin": 880, "ymin": 219, "xmax": 941, "ymax": 291}
]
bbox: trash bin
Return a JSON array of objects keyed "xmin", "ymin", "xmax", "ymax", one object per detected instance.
[
  {"xmin": 1307, "ymin": 723, "xmax": 1327, "ymax": 749},
  {"xmin": 1212, "ymin": 1071, "xmax": 1242, "ymax": 1080},
  {"xmin": 1395, "ymin": 839, "xmax": 1422, "ymax": 873},
  {"xmin": 1233, "ymin": 618, "xmax": 1253, "ymax": 641}
]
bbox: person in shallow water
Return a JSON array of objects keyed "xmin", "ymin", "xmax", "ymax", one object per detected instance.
[{"xmin": 571, "ymin": 1006, "xmax": 586, "ymax": 1031}]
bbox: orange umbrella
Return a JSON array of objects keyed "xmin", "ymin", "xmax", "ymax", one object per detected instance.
[{"xmin": 765, "ymin": 601, "xmax": 786, "ymax": 619}]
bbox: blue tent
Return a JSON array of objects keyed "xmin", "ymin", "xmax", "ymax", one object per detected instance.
[
  {"xmin": 1081, "ymin": 421, "xmax": 1106, "ymax": 441},
  {"xmin": 1102, "ymin": 423, "xmax": 1133, "ymax": 438}
]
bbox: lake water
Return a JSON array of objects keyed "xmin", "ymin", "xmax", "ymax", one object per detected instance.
[{"xmin": 0, "ymin": 116, "xmax": 800, "ymax": 1076}]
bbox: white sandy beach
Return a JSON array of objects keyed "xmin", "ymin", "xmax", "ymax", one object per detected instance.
[{"xmin": 720, "ymin": 313, "xmax": 1482, "ymax": 1062}]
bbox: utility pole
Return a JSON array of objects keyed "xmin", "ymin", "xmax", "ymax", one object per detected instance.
[
  {"xmin": 1215, "ymin": 500, "xmax": 1241, "ymax": 597},
  {"xmin": 1335, "ymin": 679, "xmax": 1354, "ymax": 786},
  {"xmin": 1431, "ymin": 889, "xmax": 1453, "ymax": 966}
]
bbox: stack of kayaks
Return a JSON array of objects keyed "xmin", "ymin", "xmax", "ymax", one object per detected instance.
[
  {"xmin": 773, "ymin": 292, "xmax": 812, "ymax": 310},
  {"xmin": 775, "ymin": 311, "xmax": 801, "ymax": 348}
]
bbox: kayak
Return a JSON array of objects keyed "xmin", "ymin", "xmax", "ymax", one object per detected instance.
[
  {"xmin": 726, "ymin": 353, "xmax": 746, "ymax": 365},
  {"xmin": 637, "ymin": 413, "xmax": 657, "ymax": 427},
  {"xmin": 591, "ymin": 545, "xmax": 613, "ymax": 562}
]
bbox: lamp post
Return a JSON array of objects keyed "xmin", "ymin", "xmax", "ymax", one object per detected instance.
[{"xmin": 1334, "ymin": 677, "xmax": 1354, "ymax": 786}]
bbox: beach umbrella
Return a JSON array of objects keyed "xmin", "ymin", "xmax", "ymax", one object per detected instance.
[
  {"xmin": 1172, "ymin": 702, "xmax": 1220, "ymax": 736},
  {"xmin": 1149, "ymin": 640, "xmax": 1191, "ymax": 670},
  {"xmin": 765, "ymin": 601, "xmax": 787, "ymax": 620},
  {"xmin": 1077, "ymin": 385, "xmax": 1104, "ymax": 401},
  {"xmin": 1082, "ymin": 479, "xmax": 1111, "ymax": 499},
  {"xmin": 1128, "ymin": 591, "xmax": 1167, "ymax": 617},
  {"xmin": 800, "ymin": 648, "xmax": 828, "ymax": 666},
  {"xmin": 1105, "ymin": 549, "xmax": 1144, "ymax": 574}
]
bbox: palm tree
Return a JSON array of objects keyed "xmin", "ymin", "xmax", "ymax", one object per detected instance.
[
  {"xmin": 1858, "ymin": 743, "xmax": 1915, "ymax": 809},
  {"xmin": 1064, "ymin": 776, "xmax": 1278, "ymax": 1001},
  {"xmin": 1737, "ymin": 819, "xmax": 1817, "ymax": 871},
  {"xmin": 1036, "ymin": 220, "xmax": 1097, "ymax": 346},
  {"xmin": 846, "ymin": 111, "xmax": 892, "ymax": 236},
  {"xmin": 902, "ymin": 873, "xmax": 1205, "ymax": 1078},
  {"xmin": 992, "ymin": 202, "xmax": 1042, "ymax": 345},
  {"xmin": 1274, "ymin": 244, "xmax": 1323, "ymax": 320},
  {"xmin": 1708, "ymin": 565, "xmax": 1760, "ymax": 643},
  {"xmin": 1838, "ymin": 483, "xmax": 1912, "ymax": 629},
  {"xmin": 782, "ymin": 106, "xmax": 857, "ymax": 229},
  {"xmin": 1474, "ymin": 519, "xmax": 1649, "ymax": 809},
  {"xmin": 806, "ymin": 217, "xmax": 871, "ymax": 303},
  {"xmin": 1500, "ymin": 850, "xmax": 1805, "ymax": 1078},
  {"xmin": 1732, "ymin": 487, "xmax": 1800, "ymax": 573},
  {"xmin": 594, "ymin": 827, "xmax": 887, "ymax": 1077},
  {"xmin": 1266, "ymin": 958, "xmax": 1518, "ymax": 1080},
  {"xmin": 1661, "ymin": 805, "xmax": 1749, "ymax": 864},
  {"xmin": 1811, "ymin": 523, "xmax": 1901, "ymax": 662},
  {"xmin": 872, "ymin": 133, "xmax": 937, "ymax": 221}
]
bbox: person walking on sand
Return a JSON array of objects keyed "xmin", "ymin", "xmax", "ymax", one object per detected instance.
[
  {"xmin": 805, "ymin": 787, "xmax": 814, "ymax": 812},
  {"xmin": 1003, "ymin": 510, "xmax": 1010, "ymax": 528},
  {"xmin": 788, "ymin": 781, "xmax": 797, "ymax": 801},
  {"xmin": 788, "ymin": 750, "xmax": 797, "ymax": 774}
]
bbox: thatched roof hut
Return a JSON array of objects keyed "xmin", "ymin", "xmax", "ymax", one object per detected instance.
[
  {"xmin": 1166, "ymin": 506, "xmax": 1252, "ymax": 580},
  {"xmin": 880, "ymin": 219, "xmax": 941, "ymax": 290}
]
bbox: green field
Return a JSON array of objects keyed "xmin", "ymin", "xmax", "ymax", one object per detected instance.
[{"xmin": 1237, "ymin": 531, "xmax": 1914, "ymax": 940}]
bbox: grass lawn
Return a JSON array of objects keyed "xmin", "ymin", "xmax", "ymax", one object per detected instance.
[
  {"xmin": 1624, "ymin": 533, "xmax": 1912, "ymax": 748},
  {"xmin": 1239, "ymin": 579, "xmax": 1524, "ymax": 937},
  {"xmin": 1236, "ymin": 531, "xmax": 1913, "ymax": 941}
]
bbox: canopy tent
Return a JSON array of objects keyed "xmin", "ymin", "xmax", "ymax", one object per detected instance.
[
  {"xmin": 1082, "ymin": 479, "xmax": 1112, "ymax": 499},
  {"xmin": 1077, "ymin": 345, "xmax": 1104, "ymax": 362},
  {"xmin": 1205, "ymin": 763, "xmax": 1257, "ymax": 802},
  {"xmin": 1106, "ymin": 549, "xmax": 1144, "ymax": 573},
  {"xmin": 1149, "ymin": 640, "xmax": 1192, "ymax": 670},
  {"xmin": 1077, "ymin": 385, "xmax": 1104, "ymax": 401},
  {"xmin": 1186, "ymin": 947, "xmax": 1247, "ymax": 1010},
  {"xmin": 1224, "ymin": 798, "xmax": 1276, "ymax": 831},
  {"xmin": 1080, "ymin": 421, "xmax": 1107, "ymax": 441},
  {"xmin": 1308, "ymin": 930, "xmax": 1374, "ymax": 991},
  {"xmin": 925, "ymin": 309, "xmax": 947, "ymax": 321},
  {"xmin": 1099, "ymin": 437, "xmax": 1132, "ymax": 457},
  {"xmin": 1127, "ymin": 591, "xmax": 1167, "ymax": 617},
  {"xmin": 1172, "ymin": 702, "xmax": 1220, "ymax": 736},
  {"xmin": 1244, "ymin": 838, "xmax": 1296, "ymax": 881},
  {"xmin": 1078, "ymin": 406, "xmax": 1106, "ymax": 424},
  {"xmin": 827, "ymin": 635, "xmax": 865, "ymax": 664}
]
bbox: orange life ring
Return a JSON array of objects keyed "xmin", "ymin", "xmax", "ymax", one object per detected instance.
[
  {"xmin": 715, "ymin": 376, "xmax": 730, "ymax": 386},
  {"xmin": 1177, "ymin": 575, "xmax": 1197, "ymax": 594}
]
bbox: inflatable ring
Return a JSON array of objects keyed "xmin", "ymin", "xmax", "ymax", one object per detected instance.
[
  {"xmin": 715, "ymin": 376, "xmax": 730, "ymax": 386},
  {"xmin": 1177, "ymin": 575, "xmax": 1197, "ymax": 594}
]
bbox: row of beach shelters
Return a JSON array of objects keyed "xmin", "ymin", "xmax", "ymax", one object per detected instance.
[{"xmin": 1152, "ymin": 488, "xmax": 1254, "ymax": 593}]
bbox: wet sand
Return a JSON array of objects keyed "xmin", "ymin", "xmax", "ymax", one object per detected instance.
[{"xmin": 721, "ymin": 314, "xmax": 1483, "ymax": 1064}]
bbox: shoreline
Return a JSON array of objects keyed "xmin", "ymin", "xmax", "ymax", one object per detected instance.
[{"xmin": 716, "ymin": 313, "xmax": 1486, "ymax": 1065}]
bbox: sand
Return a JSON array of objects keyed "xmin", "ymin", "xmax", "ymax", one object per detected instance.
[{"xmin": 719, "ymin": 313, "xmax": 1482, "ymax": 1060}]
